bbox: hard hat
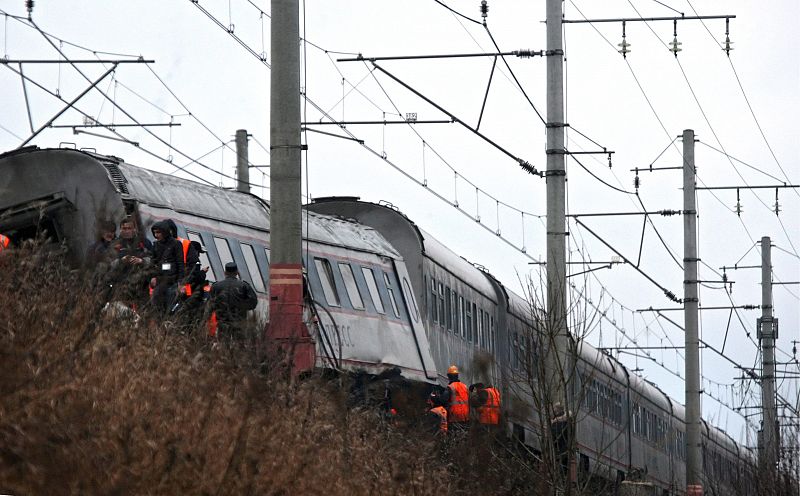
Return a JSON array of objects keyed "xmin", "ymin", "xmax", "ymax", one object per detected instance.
[{"xmin": 447, "ymin": 365, "xmax": 459, "ymax": 375}]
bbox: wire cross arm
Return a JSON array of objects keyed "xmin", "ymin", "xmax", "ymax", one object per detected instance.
[
  {"xmin": 562, "ymin": 14, "xmax": 735, "ymax": 23},
  {"xmin": 0, "ymin": 58, "xmax": 154, "ymax": 64},
  {"xmin": 368, "ymin": 61, "xmax": 543, "ymax": 177},
  {"xmin": 337, "ymin": 50, "xmax": 546, "ymax": 62},
  {"xmin": 572, "ymin": 218, "xmax": 681, "ymax": 302}
]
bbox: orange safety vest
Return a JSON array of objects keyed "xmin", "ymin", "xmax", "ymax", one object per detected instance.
[
  {"xmin": 0, "ymin": 234, "xmax": 9, "ymax": 251},
  {"xmin": 448, "ymin": 381, "xmax": 470, "ymax": 423},
  {"xmin": 477, "ymin": 387, "xmax": 501, "ymax": 425},
  {"xmin": 430, "ymin": 405, "xmax": 448, "ymax": 433},
  {"xmin": 207, "ymin": 311, "xmax": 218, "ymax": 337},
  {"xmin": 178, "ymin": 238, "xmax": 193, "ymax": 296}
]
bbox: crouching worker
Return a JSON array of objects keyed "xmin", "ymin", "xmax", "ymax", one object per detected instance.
[
  {"xmin": 207, "ymin": 262, "xmax": 258, "ymax": 341},
  {"xmin": 425, "ymin": 391, "xmax": 448, "ymax": 436}
]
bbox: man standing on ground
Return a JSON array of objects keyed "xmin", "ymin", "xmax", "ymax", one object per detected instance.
[
  {"xmin": 208, "ymin": 262, "xmax": 258, "ymax": 340},
  {"xmin": 441, "ymin": 365, "xmax": 470, "ymax": 429},
  {"xmin": 149, "ymin": 220, "xmax": 184, "ymax": 314}
]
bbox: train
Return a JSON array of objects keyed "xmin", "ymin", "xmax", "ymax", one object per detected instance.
[{"xmin": 0, "ymin": 145, "xmax": 758, "ymax": 494}]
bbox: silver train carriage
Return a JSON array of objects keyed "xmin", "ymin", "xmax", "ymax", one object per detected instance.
[{"xmin": 306, "ymin": 197, "xmax": 758, "ymax": 495}]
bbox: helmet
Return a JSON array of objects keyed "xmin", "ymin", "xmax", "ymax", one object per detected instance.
[{"xmin": 447, "ymin": 365, "xmax": 459, "ymax": 375}]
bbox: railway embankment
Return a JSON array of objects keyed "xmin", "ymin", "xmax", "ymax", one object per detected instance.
[{"xmin": 0, "ymin": 244, "xmax": 541, "ymax": 495}]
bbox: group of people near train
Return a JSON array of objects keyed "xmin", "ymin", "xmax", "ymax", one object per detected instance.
[
  {"xmin": 86, "ymin": 216, "xmax": 257, "ymax": 338},
  {"xmin": 425, "ymin": 365, "xmax": 502, "ymax": 435}
]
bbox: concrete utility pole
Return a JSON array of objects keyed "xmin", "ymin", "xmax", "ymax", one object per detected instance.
[
  {"xmin": 760, "ymin": 236, "xmax": 778, "ymax": 474},
  {"xmin": 268, "ymin": 0, "xmax": 314, "ymax": 372},
  {"xmin": 682, "ymin": 129, "xmax": 702, "ymax": 494},
  {"xmin": 235, "ymin": 129, "xmax": 250, "ymax": 194},
  {"xmin": 545, "ymin": 0, "xmax": 568, "ymax": 407}
]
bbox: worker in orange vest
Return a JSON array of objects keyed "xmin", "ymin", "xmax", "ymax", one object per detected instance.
[
  {"xmin": 471, "ymin": 382, "xmax": 501, "ymax": 427},
  {"xmin": 443, "ymin": 365, "xmax": 470, "ymax": 428},
  {"xmin": 426, "ymin": 392, "xmax": 448, "ymax": 435},
  {"xmin": 0, "ymin": 233, "xmax": 10, "ymax": 252}
]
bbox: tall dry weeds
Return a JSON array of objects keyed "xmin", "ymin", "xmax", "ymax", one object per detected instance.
[{"xmin": 0, "ymin": 244, "xmax": 541, "ymax": 495}]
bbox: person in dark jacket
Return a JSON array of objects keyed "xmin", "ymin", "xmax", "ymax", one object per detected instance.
[
  {"xmin": 208, "ymin": 262, "xmax": 258, "ymax": 339},
  {"xmin": 550, "ymin": 402, "xmax": 573, "ymax": 482},
  {"xmin": 105, "ymin": 216, "xmax": 152, "ymax": 307},
  {"xmin": 87, "ymin": 220, "xmax": 117, "ymax": 267},
  {"xmin": 149, "ymin": 220, "xmax": 184, "ymax": 314}
]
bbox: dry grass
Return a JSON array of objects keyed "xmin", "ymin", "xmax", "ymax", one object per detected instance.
[{"xmin": 0, "ymin": 244, "xmax": 538, "ymax": 496}]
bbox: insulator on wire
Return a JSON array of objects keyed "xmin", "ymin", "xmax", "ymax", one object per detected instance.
[
  {"xmin": 734, "ymin": 188, "xmax": 743, "ymax": 216},
  {"xmin": 26, "ymin": 0, "xmax": 34, "ymax": 16},
  {"xmin": 773, "ymin": 188, "xmax": 781, "ymax": 215},
  {"xmin": 633, "ymin": 173, "xmax": 640, "ymax": 190},
  {"xmin": 669, "ymin": 20, "xmax": 682, "ymax": 57},
  {"xmin": 480, "ymin": 1, "xmax": 488, "ymax": 20},
  {"xmin": 722, "ymin": 18, "xmax": 734, "ymax": 56},
  {"xmin": 618, "ymin": 21, "xmax": 631, "ymax": 58}
]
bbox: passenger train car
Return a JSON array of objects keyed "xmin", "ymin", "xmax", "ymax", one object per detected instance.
[{"xmin": 0, "ymin": 146, "xmax": 758, "ymax": 495}]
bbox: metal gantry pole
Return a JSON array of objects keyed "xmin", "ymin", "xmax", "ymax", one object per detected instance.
[
  {"xmin": 682, "ymin": 129, "xmax": 703, "ymax": 494},
  {"xmin": 268, "ymin": 0, "xmax": 314, "ymax": 372},
  {"xmin": 235, "ymin": 129, "xmax": 250, "ymax": 194},
  {"xmin": 760, "ymin": 236, "xmax": 778, "ymax": 477}
]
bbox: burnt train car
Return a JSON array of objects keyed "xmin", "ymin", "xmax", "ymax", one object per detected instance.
[{"xmin": 1, "ymin": 147, "xmax": 759, "ymax": 494}]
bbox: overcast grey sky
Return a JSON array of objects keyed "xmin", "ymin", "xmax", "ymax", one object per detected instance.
[{"xmin": 1, "ymin": 0, "xmax": 797, "ymax": 447}]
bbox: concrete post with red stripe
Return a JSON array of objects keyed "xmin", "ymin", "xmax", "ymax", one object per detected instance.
[{"xmin": 267, "ymin": 0, "xmax": 315, "ymax": 375}]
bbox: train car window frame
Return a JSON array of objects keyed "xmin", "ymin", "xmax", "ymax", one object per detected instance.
[
  {"xmin": 470, "ymin": 302, "xmax": 478, "ymax": 344},
  {"xmin": 465, "ymin": 301, "xmax": 472, "ymax": 342},
  {"xmin": 489, "ymin": 316, "xmax": 495, "ymax": 353},
  {"xmin": 186, "ymin": 231, "xmax": 217, "ymax": 282},
  {"xmin": 401, "ymin": 277, "xmax": 419, "ymax": 322},
  {"xmin": 240, "ymin": 242, "xmax": 266, "ymax": 293},
  {"xmin": 383, "ymin": 272, "xmax": 401, "ymax": 318},
  {"xmin": 459, "ymin": 293, "xmax": 466, "ymax": 336},
  {"xmin": 477, "ymin": 308, "xmax": 484, "ymax": 348},
  {"xmin": 438, "ymin": 282, "xmax": 445, "ymax": 329},
  {"xmin": 338, "ymin": 262, "xmax": 365, "ymax": 310},
  {"xmin": 361, "ymin": 267, "xmax": 385, "ymax": 314},
  {"xmin": 445, "ymin": 286, "xmax": 452, "ymax": 331},
  {"xmin": 314, "ymin": 258, "xmax": 340, "ymax": 307},
  {"xmin": 213, "ymin": 236, "xmax": 235, "ymax": 268},
  {"xmin": 430, "ymin": 278, "xmax": 438, "ymax": 324}
]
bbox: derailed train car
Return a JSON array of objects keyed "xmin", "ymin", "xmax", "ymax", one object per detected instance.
[
  {"xmin": 0, "ymin": 146, "xmax": 437, "ymax": 381},
  {"xmin": 1, "ymin": 146, "xmax": 759, "ymax": 494}
]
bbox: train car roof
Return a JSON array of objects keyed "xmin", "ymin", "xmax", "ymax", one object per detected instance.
[
  {"xmin": 310, "ymin": 197, "xmax": 496, "ymax": 298},
  {"xmin": 118, "ymin": 158, "xmax": 400, "ymax": 258},
  {"xmin": 2, "ymin": 147, "xmax": 400, "ymax": 259},
  {"xmin": 418, "ymin": 227, "xmax": 496, "ymax": 300},
  {"xmin": 628, "ymin": 373, "xmax": 673, "ymax": 413}
]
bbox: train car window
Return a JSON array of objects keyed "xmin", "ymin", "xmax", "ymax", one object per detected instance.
[
  {"xmin": 240, "ymin": 243, "xmax": 266, "ymax": 293},
  {"xmin": 438, "ymin": 282, "xmax": 445, "ymax": 329},
  {"xmin": 338, "ymin": 263, "xmax": 365, "ymax": 310},
  {"xmin": 361, "ymin": 267, "xmax": 385, "ymax": 314},
  {"xmin": 401, "ymin": 277, "xmax": 419, "ymax": 322},
  {"xmin": 187, "ymin": 231, "xmax": 217, "ymax": 282},
  {"xmin": 445, "ymin": 287, "xmax": 452, "ymax": 331},
  {"xmin": 472, "ymin": 302, "xmax": 478, "ymax": 343},
  {"xmin": 383, "ymin": 272, "xmax": 401, "ymax": 318},
  {"xmin": 213, "ymin": 236, "xmax": 235, "ymax": 268},
  {"xmin": 458, "ymin": 296, "xmax": 464, "ymax": 338},
  {"xmin": 264, "ymin": 247, "xmax": 270, "ymax": 262},
  {"xmin": 314, "ymin": 258, "xmax": 340, "ymax": 306},
  {"xmin": 490, "ymin": 316, "xmax": 495, "ymax": 353},
  {"xmin": 430, "ymin": 278, "xmax": 438, "ymax": 323},
  {"xmin": 483, "ymin": 311, "xmax": 489, "ymax": 349},
  {"xmin": 451, "ymin": 291, "xmax": 458, "ymax": 333},
  {"xmin": 465, "ymin": 301, "xmax": 472, "ymax": 342},
  {"xmin": 477, "ymin": 309, "xmax": 484, "ymax": 347}
]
